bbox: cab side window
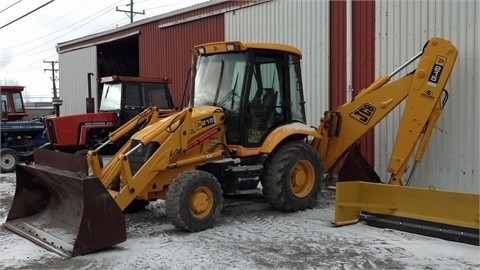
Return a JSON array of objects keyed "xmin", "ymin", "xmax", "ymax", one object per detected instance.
[
  {"xmin": 247, "ymin": 53, "xmax": 286, "ymax": 144},
  {"xmin": 12, "ymin": 92, "xmax": 24, "ymax": 113},
  {"xmin": 124, "ymin": 84, "xmax": 142, "ymax": 107},
  {"xmin": 1, "ymin": 94, "xmax": 9, "ymax": 113}
]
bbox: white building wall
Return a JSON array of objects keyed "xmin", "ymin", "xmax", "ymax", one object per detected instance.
[
  {"xmin": 374, "ymin": 0, "xmax": 479, "ymax": 193},
  {"xmin": 224, "ymin": 0, "xmax": 329, "ymax": 126},
  {"xmin": 58, "ymin": 46, "xmax": 97, "ymax": 115}
]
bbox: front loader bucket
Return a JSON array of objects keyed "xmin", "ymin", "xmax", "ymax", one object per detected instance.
[
  {"xmin": 333, "ymin": 181, "xmax": 480, "ymax": 245},
  {"xmin": 3, "ymin": 149, "xmax": 126, "ymax": 258}
]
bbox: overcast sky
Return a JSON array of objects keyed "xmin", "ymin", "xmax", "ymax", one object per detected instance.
[{"xmin": 0, "ymin": 0, "xmax": 209, "ymax": 102}]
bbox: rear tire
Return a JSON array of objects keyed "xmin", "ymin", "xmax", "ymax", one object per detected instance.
[
  {"xmin": 1, "ymin": 148, "xmax": 19, "ymax": 173},
  {"xmin": 166, "ymin": 170, "xmax": 222, "ymax": 232},
  {"xmin": 261, "ymin": 141, "xmax": 323, "ymax": 211}
]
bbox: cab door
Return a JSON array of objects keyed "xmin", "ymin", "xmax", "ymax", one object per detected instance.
[{"xmin": 243, "ymin": 51, "xmax": 290, "ymax": 146}]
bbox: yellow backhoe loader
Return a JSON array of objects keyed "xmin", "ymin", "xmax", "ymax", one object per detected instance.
[{"xmin": 4, "ymin": 37, "xmax": 478, "ymax": 257}]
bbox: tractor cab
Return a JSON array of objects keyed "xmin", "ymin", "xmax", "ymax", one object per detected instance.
[
  {"xmin": 192, "ymin": 41, "xmax": 306, "ymax": 148},
  {"xmin": 99, "ymin": 76, "xmax": 175, "ymax": 123},
  {"xmin": 1, "ymin": 86, "xmax": 28, "ymax": 122}
]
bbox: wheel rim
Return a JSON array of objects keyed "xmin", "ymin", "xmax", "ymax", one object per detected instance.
[
  {"xmin": 289, "ymin": 160, "xmax": 315, "ymax": 198},
  {"xmin": 1, "ymin": 154, "xmax": 16, "ymax": 171},
  {"xmin": 189, "ymin": 186, "xmax": 214, "ymax": 219}
]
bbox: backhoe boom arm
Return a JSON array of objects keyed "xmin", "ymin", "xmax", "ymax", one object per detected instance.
[{"xmin": 313, "ymin": 37, "xmax": 458, "ymax": 186}]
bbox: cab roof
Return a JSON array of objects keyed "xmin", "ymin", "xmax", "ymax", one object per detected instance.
[{"xmin": 195, "ymin": 40, "xmax": 302, "ymax": 57}]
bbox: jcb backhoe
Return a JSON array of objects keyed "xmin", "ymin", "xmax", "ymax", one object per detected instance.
[{"xmin": 4, "ymin": 38, "xmax": 478, "ymax": 257}]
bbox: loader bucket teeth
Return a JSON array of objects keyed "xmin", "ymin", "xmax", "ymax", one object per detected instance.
[{"xmin": 3, "ymin": 150, "xmax": 126, "ymax": 258}]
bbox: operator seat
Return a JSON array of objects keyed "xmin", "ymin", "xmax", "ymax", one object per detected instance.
[
  {"xmin": 248, "ymin": 88, "xmax": 278, "ymax": 143},
  {"xmin": 262, "ymin": 88, "xmax": 277, "ymax": 112}
]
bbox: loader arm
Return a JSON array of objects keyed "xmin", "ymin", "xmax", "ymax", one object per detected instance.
[
  {"xmin": 89, "ymin": 109, "xmax": 188, "ymax": 194},
  {"xmin": 313, "ymin": 37, "xmax": 458, "ymax": 186},
  {"xmin": 91, "ymin": 106, "xmax": 227, "ymax": 211},
  {"xmin": 87, "ymin": 107, "xmax": 160, "ymax": 174},
  {"xmin": 99, "ymin": 107, "xmax": 159, "ymax": 145}
]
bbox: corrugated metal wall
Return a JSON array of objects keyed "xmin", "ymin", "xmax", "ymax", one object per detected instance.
[
  {"xmin": 374, "ymin": 0, "xmax": 479, "ymax": 193},
  {"xmin": 139, "ymin": 0, "xmax": 259, "ymax": 106},
  {"xmin": 330, "ymin": 0, "xmax": 376, "ymax": 165},
  {"xmin": 351, "ymin": 1, "xmax": 376, "ymax": 164},
  {"xmin": 329, "ymin": 0, "xmax": 347, "ymax": 110},
  {"xmin": 224, "ymin": 0, "xmax": 330, "ymax": 126},
  {"xmin": 58, "ymin": 46, "xmax": 97, "ymax": 115},
  {"xmin": 139, "ymin": 16, "xmax": 225, "ymax": 106},
  {"xmin": 58, "ymin": 29, "xmax": 140, "ymax": 52}
]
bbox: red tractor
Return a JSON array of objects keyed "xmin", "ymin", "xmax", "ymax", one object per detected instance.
[{"xmin": 42, "ymin": 75, "xmax": 176, "ymax": 154}]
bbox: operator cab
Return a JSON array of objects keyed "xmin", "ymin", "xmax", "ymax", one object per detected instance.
[
  {"xmin": 1, "ymin": 86, "xmax": 28, "ymax": 122},
  {"xmin": 99, "ymin": 76, "xmax": 175, "ymax": 123},
  {"xmin": 193, "ymin": 41, "xmax": 306, "ymax": 148}
]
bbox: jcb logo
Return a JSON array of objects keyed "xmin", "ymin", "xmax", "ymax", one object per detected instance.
[
  {"xmin": 435, "ymin": 56, "xmax": 446, "ymax": 66},
  {"xmin": 350, "ymin": 103, "xmax": 376, "ymax": 124}
]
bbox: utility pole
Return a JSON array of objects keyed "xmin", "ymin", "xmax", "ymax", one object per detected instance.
[
  {"xmin": 116, "ymin": 0, "xmax": 144, "ymax": 23},
  {"xmin": 44, "ymin": 60, "xmax": 62, "ymax": 116}
]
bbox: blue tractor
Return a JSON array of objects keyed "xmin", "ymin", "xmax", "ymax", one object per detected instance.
[{"xmin": 1, "ymin": 86, "xmax": 48, "ymax": 173}]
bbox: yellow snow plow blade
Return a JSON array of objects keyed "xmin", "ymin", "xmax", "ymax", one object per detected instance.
[
  {"xmin": 3, "ymin": 149, "xmax": 126, "ymax": 258},
  {"xmin": 334, "ymin": 181, "xmax": 480, "ymax": 245}
]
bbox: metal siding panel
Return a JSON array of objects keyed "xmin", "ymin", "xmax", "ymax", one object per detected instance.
[
  {"xmin": 352, "ymin": 0, "xmax": 376, "ymax": 164},
  {"xmin": 329, "ymin": 1, "xmax": 376, "ymax": 167},
  {"xmin": 225, "ymin": 0, "xmax": 329, "ymax": 127},
  {"xmin": 352, "ymin": 1, "xmax": 375, "ymax": 94},
  {"xmin": 330, "ymin": 0, "xmax": 346, "ymax": 110},
  {"xmin": 375, "ymin": 0, "xmax": 479, "ymax": 193},
  {"xmin": 58, "ymin": 47, "xmax": 97, "ymax": 115},
  {"xmin": 139, "ymin": 15, "xmax": 225, "ymax": 106},
  {"xmin": 157, "ymin": 0, "xmax": 260, "ymax": 24},
  {"xmin": 58, "ymin": 29, "xmax": 140, "ymax": 53}
]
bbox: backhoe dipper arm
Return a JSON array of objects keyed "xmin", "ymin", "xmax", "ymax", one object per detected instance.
[{"xmin": 313, "ymin": 37, "xmax": 458, "ymax": 184}]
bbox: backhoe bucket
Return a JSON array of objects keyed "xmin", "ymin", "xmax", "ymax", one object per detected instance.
[
  {"xmin": 333, "ymin": 181, "xmax": 480, "ymax": 245},
  {"xmin": 338, "ymin": 145, "xmax": 381, "ymax": 183},
  {"xmin": 3, "ymin": 149, "xmax": 126, "ymax": 258}
]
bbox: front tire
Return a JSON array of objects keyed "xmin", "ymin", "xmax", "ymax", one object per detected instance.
[
  {"xmin": 262, "ymin": 141, "xmax": 323, "ymax": 211},
  {"xmin": 0, "ymin": 148, "xmax": 19, "ymax": 173},
  {"xmin": 166, "ymin": 170, "xmax": 223, "ymax": 232}
]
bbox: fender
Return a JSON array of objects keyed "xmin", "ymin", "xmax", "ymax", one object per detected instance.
[{"xmin": 260, "ymin": 122, "xmax": 321, "ymax": 154}]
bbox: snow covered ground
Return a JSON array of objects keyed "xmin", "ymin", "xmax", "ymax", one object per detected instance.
[{"xmin": 1, "ymin": 171, "xmax": 479, "ymax": 269}]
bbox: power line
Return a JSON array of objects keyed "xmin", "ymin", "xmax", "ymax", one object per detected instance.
[
  {"xmin": 1, "ymin": 0, "xmax": 205, "ymax": 69},
  {"xmin": 2, "ymin": 8, "xmax": 86, "ymax": 48},
  {"xmin": 0, "ymin": 0, "xmax": 54, "ymax": 29},
  {"xmin": 0, "ymin": 0, "xmax": 22, "ymax": 14},
  {"xmin": 3, "ymin": 0, "xmax": 124, "ymax": 43},
  {"xmin": 1, "ymin": 1, "xmax": 124, "ymax": 64}
]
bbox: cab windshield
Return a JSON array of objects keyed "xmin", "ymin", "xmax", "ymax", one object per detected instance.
[{"xmin": 193, "ymin": 52, "xmax": 246, "ymax": 111}]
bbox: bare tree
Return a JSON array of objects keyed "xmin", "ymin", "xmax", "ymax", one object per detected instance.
[{"xmin": 1, "ymin": 79, "xmax": 21, "ymax": 86}]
